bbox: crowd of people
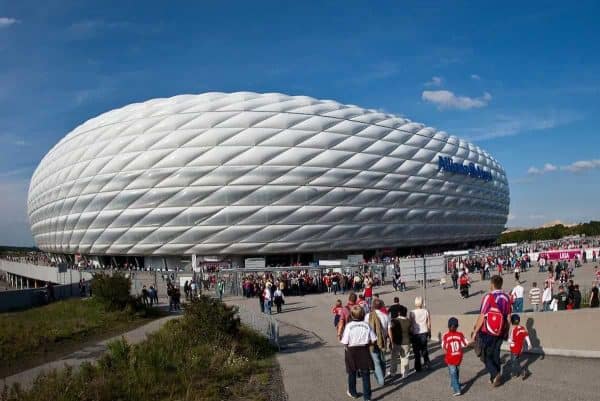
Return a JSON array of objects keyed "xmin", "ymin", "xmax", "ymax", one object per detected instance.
[{"xmin": 333, "ymin": 274, "xmax": 539, "ymax": 400}]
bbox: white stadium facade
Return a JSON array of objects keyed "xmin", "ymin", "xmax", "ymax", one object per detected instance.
[{"xmin": 27, "ymin": 92, "xmax": 509, "ymax": 268}]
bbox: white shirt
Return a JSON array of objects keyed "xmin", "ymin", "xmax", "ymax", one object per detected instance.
[
  {"xmin": 511, "ymin": 285, "xmax": 524, "ymax": 299},
  {"xmin": 263, "ymin": 288, "xmax": 272, "ymax": 301},
  {"xmin": 542, "ymin": 287, "xmax": 553, "ymax": 302},
  {"xmin": 341, "ymin": 321, "xmax": 376, "ymax": 346},
  {"xmin": 365, "ymin": 309, "xmax": 390, "ymax": 339},
  {"xmin": 409, "ymin": 308, "xmax": 430, "ymax": 335}
]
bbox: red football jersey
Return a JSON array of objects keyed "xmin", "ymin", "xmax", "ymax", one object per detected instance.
[
  {"xmin": 510, "ymin": 325, "xmax": 529, "ymax": 355},
  {"xmin": 442, "ymin": 331, "xmax": 468, "ymax": 366}
]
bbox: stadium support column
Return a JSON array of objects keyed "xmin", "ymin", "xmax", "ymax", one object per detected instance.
[{"xmin": 192, "ymin": 254, "xmax": 197, "ymax": 273}]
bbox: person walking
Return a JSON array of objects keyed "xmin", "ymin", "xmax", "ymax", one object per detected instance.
[
  {"xmin": 589, "ymin": 286, "xmax": 599, "ymax": 308},
  {"xmin": 541, "ymin": 282, "xmax": 552, "ymax": 312},
  {"xmin": 409, "ymin": 296, "xmax": 431, "ymax": 372},
  {"xmin": 508, "ymin": 314, "xmax": 532, "ymax": 379},
  {"xmin": 528, "ymin": 282, "xmax": 541, "ymax": 312},
  {"xmin": 471, "ymin": 275, "xmax": 511, "ymax": 387},
  {"xmin": 442, "ymin": 317, "xmax": 469, "ymax": 396},
  {"xmin": 365, "ymin": 299, "xmax": 389, "ymax": 385},
  {"xmin": 511, "ymin": 281, "xmax": 524, "ymax": 313},
  {"xmin": 341, "ymin": 305, "xmax": 375, "ymax": 401},
  {"xmin": 273, "ymin": 286, "xmax": 285, "ymax": 313},
  {"xmin": 451, "ymin": 268, "xmax": 459, "ymax": 290},
  {"xmin": 216, "ymin": 279, "xmax": 225, "ymax": 300},
  {"xmin": 388, "ymin": 306, "xmax": 411, "ymax": 379}
]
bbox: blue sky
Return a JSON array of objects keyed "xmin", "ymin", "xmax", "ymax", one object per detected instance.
[{"xmin": 1, "ymin": 0, "xmax": 599, "ymax": 246}]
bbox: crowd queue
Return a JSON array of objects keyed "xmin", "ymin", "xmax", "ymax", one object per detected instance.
[{"xmin": 333, "ymin": 274, "xmax": 537, "ymax": 400}]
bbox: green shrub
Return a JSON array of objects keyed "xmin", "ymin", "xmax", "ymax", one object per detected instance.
[
  {"xmin": 1, "ymin": 297, "xmax": 277, "ymax": 401},
  {"xmin": 91, "ymin": 273, "xmax": 132, "ymax": 311},
  {"xmin": 181, "ymin": 295, "xmax": 241, "ymax": 341}
]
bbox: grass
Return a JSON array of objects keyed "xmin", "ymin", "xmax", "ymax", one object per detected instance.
[
  {"xmin": 0, "ymin": 298, "xmax": 158, "ymax": 376},
  {"xmin": 1, "ymin": 296, "xmax": 278, "ymax": 401}
]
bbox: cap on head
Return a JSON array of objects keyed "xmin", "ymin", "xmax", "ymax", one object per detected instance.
[
  {"xmin": 448, "ymin": 317, "xmax": 459, "ymax": 329},
  {"xmin": 511, "ymin": 314, "xmax": 521, "ymax": 324}
]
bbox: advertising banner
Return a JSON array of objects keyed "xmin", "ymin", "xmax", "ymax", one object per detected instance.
[
  {"xmin": 245, "ymin": 257, "xmax": 266, "ymax": 268},
  {"xmin": 539, "ymin": 249, "xmax": 582, "ymax": 261}
]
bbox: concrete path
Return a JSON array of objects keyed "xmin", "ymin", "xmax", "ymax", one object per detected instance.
[
  {"xmin": 1, "ymin": 312, "xmax": 181, "ymax": 389},
  {"xmin": 230, "ymin": 264, "xmax": 600, "ymax": 401}
]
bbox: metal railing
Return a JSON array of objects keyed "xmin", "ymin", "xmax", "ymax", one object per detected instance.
[{"xmin": 235, "ymin": 304, "xmax": 279, "ymax": 349}]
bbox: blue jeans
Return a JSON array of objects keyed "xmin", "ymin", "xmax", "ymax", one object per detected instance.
[
  {"xmin": 264, "ymin": 300, "xmax": 272, "ymax": 314},
  {"xmin": 448, "ymin": 365, "xmax": 461, "ymax": 393},
  {"xmin": 480, "ymin": 333, "xmax": 503, "ymax": 381},
  {"xmin": 513, "ymin": 298, "xmax": 523, "ymax": 312},
  {"xmin": 369, "ymin": 348, "xmax": 385, "ymax": 385},
  {"xmin": 348, "ymin": 369, "xmax": 371, "ymax": 401}
]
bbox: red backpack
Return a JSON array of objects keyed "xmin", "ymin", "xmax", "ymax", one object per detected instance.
[{"xmin": 484, "ymin": 293, "xmax": 507, "ymax": 337}]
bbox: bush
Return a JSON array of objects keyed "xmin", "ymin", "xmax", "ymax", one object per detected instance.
[
  {"xmin": 181, "ymin": 295, "xmax": 241, "ymax": 341},
  {"xmin": 1, "ymin": 297, "xmax": 277, "ymax": 401},
  {"xmin": 91, "ymin": 273, "xmax": 132, "ymax": 311}
]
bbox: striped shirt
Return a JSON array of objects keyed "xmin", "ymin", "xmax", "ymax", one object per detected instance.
[{"xmin": 529, "ymin": 287, "xmax": 541, "ymax": 305}]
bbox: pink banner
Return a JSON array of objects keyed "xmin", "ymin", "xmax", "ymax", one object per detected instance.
[{"xmin": 539, "ymin": 249, "xmax": 582, "ymax": 261}]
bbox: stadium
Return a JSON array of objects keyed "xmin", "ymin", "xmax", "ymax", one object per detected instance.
[{"xmin": 27, "ymin": 92, "xmax": 510, "ymax": 268}]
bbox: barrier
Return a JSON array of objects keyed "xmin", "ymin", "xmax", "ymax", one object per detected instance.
[
  {"xmin": 430, "ymin": 308, "xmax": 600, "ymax": 356},
  {"xmin": 0, "ymin": 260, "xmax": 92, "ymax": 285},
  {"xmin": 236, "ymin": 304, "xmax": 279, "ymax": 348},
  {"xmin": 0, "ymin": 282, "xmax": 88, "ymax": 312}
]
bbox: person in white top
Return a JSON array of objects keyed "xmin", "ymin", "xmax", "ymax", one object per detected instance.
[
  {"xmin": 263, "ymin": 283, "xmax": 273, "ymax": 315},
  {"xmin": 341, "ymin": 305, "xmax": 376, "ymax": 401},
  {"xmin": 511, "ymin": 282, "xmax": 524, "ymax": 312},
  {"xmin": 541, "ymin": 282, "xmax": 553, "ymax": 312},
  {"xmin": 409, "ymin": 296, "xmax": 431, "ymax": 371}
]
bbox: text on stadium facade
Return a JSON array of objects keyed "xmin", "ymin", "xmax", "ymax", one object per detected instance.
[{"xmin": 438, "ymin": 156, "xmax": 493, "ymax": 181}]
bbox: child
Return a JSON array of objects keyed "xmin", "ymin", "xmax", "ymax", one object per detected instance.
[
  {"xmin": 509, "ymin": 314, "xmax": 532, "ymax": 379},
  {"xmin": 442, "ymin": 317, "xmax": 469, "ymax": 396},
  {"xmin": 331, "ymin": 299, "xmax": 344, "ymax": 327},
  {"xmin": 358, "ymin": 294, "xmax": 370, "ymax": 313}
]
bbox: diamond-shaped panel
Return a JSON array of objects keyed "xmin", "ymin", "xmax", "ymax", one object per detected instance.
[{"xmin": 28, "ymin": 92, "xmax": 510, "ymax": 255}]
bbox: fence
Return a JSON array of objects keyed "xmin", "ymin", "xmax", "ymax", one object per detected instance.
[
  {"xmin": 0, "ymin": 282, "xmax": 90, "ymax": 312},
  {"xmin": 235, "ymin": 304, "xmax": 279, "ymax": 348}
]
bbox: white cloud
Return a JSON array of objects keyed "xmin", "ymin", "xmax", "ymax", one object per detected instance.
[
  {"xmin": 527, "ymin": 163, "xmax": 557, "ymax": 175},
  {"xmin": 424, "ymin": 76, "xmax": 443, "ymax": 87},
  {"xmin": 464, "ymin": 111, "xmax": 582, "ymax": 141},
  {"xmin": 471, "ymin": 74, "xmax": 481, "ymax": 80},
  {"xmin": 66, "ymin": 19, "xmax": 164, "ymax": 41},
  {"xmin": 422, "ymin": 90, "xmax": 491, "ymax": 110},
  {"xmin": 527, "ymin": 159, "xmax": 600, "ymax": 175},
  {"xmin": 561, "ymin": 159, "xmax": 600, "ymax": 173},
  {"xmin": 0, "ymin": 133, "xmax": 27, "ymax": 146},
  {"xmin": 0, "ymin": 17, "xmax": 19, "ymax": 28}
]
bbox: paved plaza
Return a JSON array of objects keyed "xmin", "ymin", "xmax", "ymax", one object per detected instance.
[{"xmin": 231, "ymin": 263, "xmax": 600, "ymax": 401}]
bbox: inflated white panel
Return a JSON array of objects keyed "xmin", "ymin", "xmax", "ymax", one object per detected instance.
[{"xmin": 28, "ymin": 92, "xmax": 509, "ymax": 255}]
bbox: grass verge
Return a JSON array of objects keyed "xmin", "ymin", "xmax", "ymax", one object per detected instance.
[
  {"xmin": 0, "ymin": 297, "xmax": 160, "ymax": 377},
  {"xmin": 1, "ymin": 295, "xmax": 279, "ymax": 401}
]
